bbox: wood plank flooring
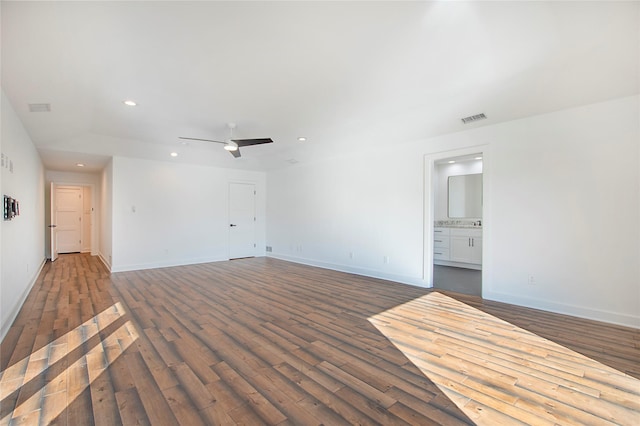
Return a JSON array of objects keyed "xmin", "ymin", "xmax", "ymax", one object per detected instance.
[{"xmin": 1, "ymin": 253, "xmax": 638, "ymax": 425}]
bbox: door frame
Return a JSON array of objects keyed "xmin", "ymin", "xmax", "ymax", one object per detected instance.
[
  {"xmin": 47, "ymin": 182, "xmax": 98, "ymax": 259},
  {"xmin": 423, "ymin": 145, "xmax": 490, "ymax": 294},
  {"xmin": 49, "ymin": 182, "xmax": 58, "ymax": 261},
  {"xmin": 228, "ymin": 181, "xmax": 257, "ymax": 260},
  {"xmin": 53, "ymin": 185, "xmax": 84, "ymax": 255}
]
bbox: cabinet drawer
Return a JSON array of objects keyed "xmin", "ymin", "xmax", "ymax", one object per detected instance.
[
  {"xmin": 434, "ymin": 227, "xmax": 450, "ymax": 236},
  {"xmin": 433, "ymin": 248, "xmax": 450, "ymax": 260},
  {"xmin": 433, "ymin": 237, "xmax": 449, "ymax": 248},
  {"xmin": 450, "ymin": 228, "xmax": 482, "ymax": 238}
]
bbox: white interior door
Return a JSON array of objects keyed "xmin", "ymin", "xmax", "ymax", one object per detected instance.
[
  {"xmin": 55, "ymin": 186, "xmax": 83, "ymax": 254},
  {"xmin": 50, "ymin": 182, "xmax": 58, "ymax": 261},
  {"xmin": 229, "ymin": 183, "xmax": 256, "ymax": 259}
]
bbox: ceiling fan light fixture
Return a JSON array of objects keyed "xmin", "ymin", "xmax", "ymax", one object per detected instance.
[
  {"xmin": 179, "ymin": 125, "xmax": 272, "ymax": 159},
  {"xmin": 224, "ymin": 141, "xmax": 238, "ymax": 151}
]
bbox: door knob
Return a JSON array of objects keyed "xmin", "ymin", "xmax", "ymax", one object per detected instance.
[
  {"xmin": 230, "ymin": 224, "xmax": 237, "ymax": 227},
  {"xmin": 48, "ymin": 224, "xmax": 57, "ymax": 228}
]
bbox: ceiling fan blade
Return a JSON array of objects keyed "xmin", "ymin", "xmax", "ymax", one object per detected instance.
[
  {"xmin": 232, "ymin": 138, "xmax": 273, "ymax": 147},
  {"xmin": 229, "ymin": 148, "xmax": 241, "ymax": 158},
  {"xmin": 179, "ymin": 136, "xmax": 226, "ymax": 145}
]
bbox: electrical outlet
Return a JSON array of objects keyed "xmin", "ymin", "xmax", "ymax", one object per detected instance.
[
  {"xmin": 349, "ymin": 252, "xmax": 354, "ymax": 260},
  {"xmin": 527, "ymin": 274, "xmax": 535, "ymax": 285},
  {"xmin": 383, "ymin": 256, "xmax": 390, "ymax": 264}
]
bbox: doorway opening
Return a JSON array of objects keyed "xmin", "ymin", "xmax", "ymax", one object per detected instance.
[
  {"xmin": 47, "ymin": 183, "xmax": 96, "ymax": 261},
  {"xmin": 424, "ymin": 148, "xmax": 487, "ymax": 296}
]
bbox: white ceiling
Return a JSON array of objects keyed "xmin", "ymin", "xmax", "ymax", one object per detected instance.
[{"xmin": 2, "ymin": 1, "xmax": 638, "ymax": 172}]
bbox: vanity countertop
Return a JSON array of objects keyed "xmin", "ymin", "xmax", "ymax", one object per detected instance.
[{"xmin": 435, "ymin": 220, "xmax": 482, "ymax": 229}]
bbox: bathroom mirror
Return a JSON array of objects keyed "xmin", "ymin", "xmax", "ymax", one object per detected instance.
[{"xmin": 448, "ymin": 173, "xmax": 483, "ymax": 218}]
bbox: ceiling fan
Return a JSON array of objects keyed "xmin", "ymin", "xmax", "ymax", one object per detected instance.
[{"xmin": 179, "ymin": 123, "xmax": 273, "ymax": 158}]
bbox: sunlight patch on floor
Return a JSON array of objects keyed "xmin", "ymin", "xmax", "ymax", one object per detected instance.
[
  {"xmin": 368, "ymin": 292, "xmax": 640, "ymax": 425},
  {"xmin": 0, "ymin": 302, "xmax": 139, "ymax": 424}
]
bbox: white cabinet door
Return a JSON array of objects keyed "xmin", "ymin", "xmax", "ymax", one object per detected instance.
[
  {"xmin": 470, "ymin": 237, "xmax": 482, "ymax": 264},
  {"xmin": 450, "ymin": 236, "xmax": 473, "ymax": 263},
  {"xmin": 450, "ymin": 228, "xmax": 482, "ymax": 265}
]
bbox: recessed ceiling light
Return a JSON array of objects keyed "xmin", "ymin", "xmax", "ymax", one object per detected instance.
[
  {"xmin": 170, "ymin": 152, "xmax": 178, "ymax": 157},
  {"xmin": 123, "ymin": 100, "xmax": 137, "ymax": 106},
  {"xmin": 76, "ymin": 163, "xmax": 85, "ymax": 167},
  {"xmin": 297, "ymin": 137, "xmax": 306, "ymax": 142},
  {"xmin": 475, "ymin": 156, "xmax": 483, "ymax": 160},
  {"xmin": 448, "ymin": 160, "xmax": 456, "ymax": 164}
]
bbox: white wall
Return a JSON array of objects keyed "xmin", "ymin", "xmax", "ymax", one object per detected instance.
[
  {"xmin": 267, "ymin": 95, "xmax": 640, "ymax": 327},
  {"xmin": 0, "ymin": 91, "xmax": 46, "ymax": 339},
  {"xmin": 46, "ymin": 170, "xmax": 101, "ymax": 187},
  {"xmin": 45, "ymin": 170, "xmax": 101, "ymax": 257},
  {"xmin": 435, "ymin": 160, "xmax": 483, "ymax": 221},
  {"xmin": 267, "ymin": 149, "xmax": 426, "ymax": 285},
  {"xmin": 110, "ymin": 156, "xmax": 266, "ymax": 272},
  {"xmin": 484, "ymin": 96, "xmax": 639, "ymax": 327}
]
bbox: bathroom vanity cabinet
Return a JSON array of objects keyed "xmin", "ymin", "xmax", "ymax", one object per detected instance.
[{"xmin": 434, "ymin": 227, "xmax": 482, "ymax": 269}]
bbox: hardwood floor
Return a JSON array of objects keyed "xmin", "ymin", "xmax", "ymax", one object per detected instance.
[{"xmin": 1, "ymin": 254, "xmax": 638, "ymax": 425}]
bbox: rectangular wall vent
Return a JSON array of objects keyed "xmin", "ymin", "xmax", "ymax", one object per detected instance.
[
  {"xmin": 461, "ymin": 113, "xmax": 486, "ymax": 124},
  {"xmin": 28, "ymin": 103, "xmax": 51, "ymax": 112},
  {"xmin": 266, "ymin": 246, "xmax": 273, "ymax": 252}
]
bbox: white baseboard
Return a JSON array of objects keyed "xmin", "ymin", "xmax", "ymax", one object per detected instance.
[
  {"xmin": 0, "ymin": 257, "xmax": 47, "ymax": 342},
  {"xmin": 98, "ymin": 252, "xmax": 112, "ymax": 272},
  {"xmin": 110, "ymin": 255, "xmax": 228, "ymax": 273},
  {"xmin": 92, "ymin": 251, "xmax": 640, "ymax": 329},
  {"xmin": 484, "ymin": 290, "xmax": 640, "ymax": 329},
  {"xmin": 267, "ymin": 253, "xmax": 429, "ymax": 288},
  {"xmin": 267, "ymin": 254, "xmax": 638, "ymax": 329}
]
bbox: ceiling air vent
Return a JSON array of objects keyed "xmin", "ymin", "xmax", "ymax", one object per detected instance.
[
  {"xmin": 461, "ymin": 113, "xmax": 486, "ymax": 124},
  {"xmin": 28, "ymin": 103, "xmax": 51, "ymax": 112}
]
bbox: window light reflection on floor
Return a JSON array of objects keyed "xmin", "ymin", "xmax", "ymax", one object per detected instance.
[
  {"xmin": 0, "ymin": 302, "xmax": 139, "ymax": 424},
  {"xmin": 368, "ymin": 292, "xmax": 640, "ymax": 425}
]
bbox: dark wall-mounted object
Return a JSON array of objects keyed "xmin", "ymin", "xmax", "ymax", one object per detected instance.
[{"xmin": 4, "ymin": 195, "xmax": 20, "ymax": 221}]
